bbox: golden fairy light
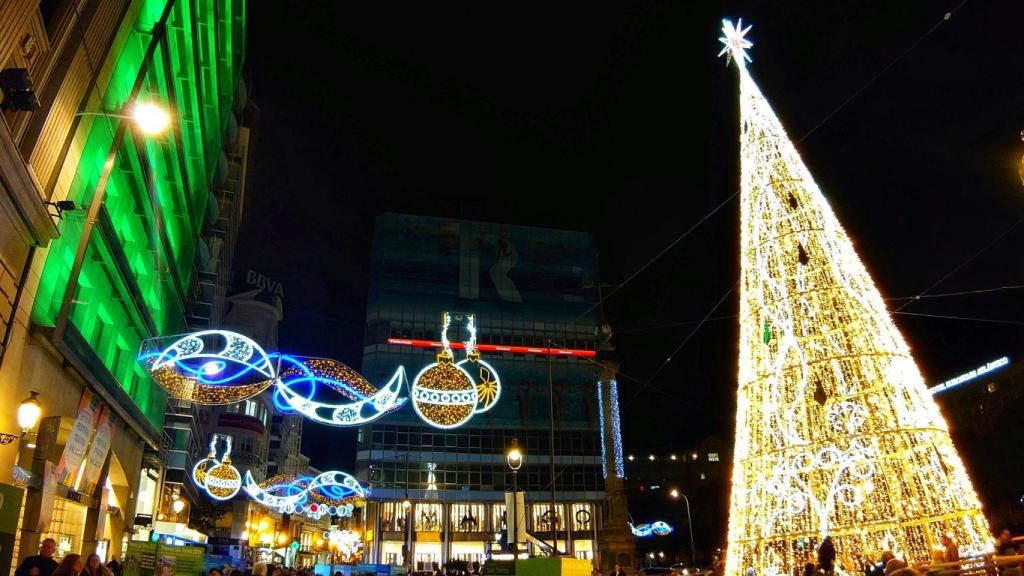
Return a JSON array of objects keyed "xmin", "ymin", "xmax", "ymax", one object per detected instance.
[{"xmin": 720, "ymin": 19, "xmax": 991, "ymax": 576}]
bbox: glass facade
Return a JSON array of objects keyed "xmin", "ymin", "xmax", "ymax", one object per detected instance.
[
  {"xmin": 30, "ymin": 0, "xmax": 247, "ymax": 431},
  {"xmin": 356, "ymin": 214, "xmax": 605, "ymax": 565}
]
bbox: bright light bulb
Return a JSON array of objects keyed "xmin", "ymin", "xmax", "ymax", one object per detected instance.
[
  {"xmin": 201, "ymin": 361, "xmax": 222, "ymax": 376},
  {"xmin": 171, "ymin": 498, "xmax": 185, "ymax": 514},
  {"xmin": 132, "ymin": 103, "xmax": 170, "ymax": 134},
  {"xmin": 17, "ymin": 392, "xmax": 42, "ymax": 431}
]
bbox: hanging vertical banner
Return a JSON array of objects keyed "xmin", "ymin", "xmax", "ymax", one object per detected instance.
[
  {"xmin": 55, "ymin": 390, "xmax": 102, "ymax": 487},
  {"xmin": 79, "ymin": 407, "xmax": 114, "ymax": 494}
]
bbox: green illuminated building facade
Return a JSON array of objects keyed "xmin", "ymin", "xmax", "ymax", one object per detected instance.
[{"xmin": 0, "ymin": 0, "xmax": 246, "ymax": 564}]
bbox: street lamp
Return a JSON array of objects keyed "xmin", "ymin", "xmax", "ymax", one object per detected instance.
[
  {"xmin": 402, "ymin": 497, "xmax": 412, "ymax": 569},
  {"xmin": 506, "ymin": 444, "xmax": 523, "ymax": 555},
  {"xmin": 172, "ymin": 497, "xmax": 186, "ymax": 515},
  {"xmin": 1, "ymin": 392, "xmax": 43, "ymax": 445},
  {"xmin": 670, "ymin": 490, "xmax": 697, "ymax": 567}
]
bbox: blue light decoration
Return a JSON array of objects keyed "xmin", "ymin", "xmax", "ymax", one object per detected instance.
[
  {"xmin": 629, "ymin": 521, "xmax": 674, "ymax": 538},
  {"xmin": 243, "ymin": 470, "xmax": 368, "ymax": 520},
  {"xmin": 138, "ymin": 330, "xmax": 277, "ymax": 404},
  {"xmin": 272, "ymin": 355, "xmax": 406, "ymax": 426},
  {"xmin": 929, "ymin": 356, "xmax": 1010, "ymax": 395},
  {"xmin": 598, "ymin": 379, "xmax": 626, "ymax": 479},
  {"xmin": 138, "ymin": 330, "xmax": 407, "ymax": 426}
]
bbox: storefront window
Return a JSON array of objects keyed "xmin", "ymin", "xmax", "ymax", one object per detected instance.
[
  {"xmin": 44, "ymin": 497, "xmax": 88, "ymax": 559},
  {"xmin": 571, "ymin": 503, "xmax": 593, "ymax": 532},
  {"xmin": 414, "ymin": 503, "xmax": 443, "ymax": 532},
  {"xmin": 530, "ymin": 503, "xmax": 565, "ymax": 531},
  {"xmin": 449, "ymin": 504, "xmax": 485, "ymax": 533}
]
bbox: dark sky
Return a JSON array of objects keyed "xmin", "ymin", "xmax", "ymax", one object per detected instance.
[{"xmin": 236, "ymin": 1, "xmax": 1024, "ymax": 471}]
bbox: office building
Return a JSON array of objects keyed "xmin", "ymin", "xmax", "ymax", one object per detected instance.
[
  {"xmin": 0, "ymin": 0, "xmax": 246, "ymax": 566},
  {"xmin": 356, "ymin": 214, "xmax": 607, "ymax": 569}
]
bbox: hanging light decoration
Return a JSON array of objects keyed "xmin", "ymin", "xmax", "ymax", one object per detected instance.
[{"xmin": 411, "ymin": 312, "xmax": 480, "ymax": 429}]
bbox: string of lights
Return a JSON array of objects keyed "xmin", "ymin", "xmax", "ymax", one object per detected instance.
[{"xmin": 720, "ymin": 19, "xmax": 990, "ymax": 576}]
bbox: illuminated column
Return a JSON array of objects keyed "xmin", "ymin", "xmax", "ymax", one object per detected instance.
[
  {"xmin": 719, "ymin": 20, "xmax": 991, "ymax": 576},
  {"xmin": 594, "ymin": 325, "xmax": 635, "ymax": 573}
]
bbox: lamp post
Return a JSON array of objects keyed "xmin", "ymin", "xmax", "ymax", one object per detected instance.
[
  {"xmin": 402, "ymin": 497, "xmax": 412, "ymax": 570},
  {"xmin": 669, "ymin": 490, "xmax": 697, "ymax": 567},
  {"xmin": 0, "ymin": 392, "xmax": 42, "ymax": 446},
  {"xmin": 506, "ymin": 444, "xmax": 523, "ymax": 555}
]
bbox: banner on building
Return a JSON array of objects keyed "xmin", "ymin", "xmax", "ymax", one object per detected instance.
[
  {"xmin": 55, "ymin": 390, "xmax": 102, "ymax": 487},
  {"xmin": 0, "ymin": 484, "xmax": 25, "ymax": 576},
  {"xmin": 80, "ymin": 407, "xmax": 114, "ymax": 494}
]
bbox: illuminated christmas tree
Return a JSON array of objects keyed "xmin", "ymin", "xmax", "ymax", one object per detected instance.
[{"xmin": 719, "ymin": 20, "xmax": 991, "ymax": 576}]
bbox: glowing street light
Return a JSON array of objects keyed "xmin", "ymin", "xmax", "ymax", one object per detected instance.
[
  {"xmin": 171, "ymin": 497, "xmax": 186, "ymax": 514},
  {"xmin": 17, "ymin": 392, "xmax": 42, "ymax": 431},
  {"xmin": 74, "ymin": 102, "xmax": 171, "ymax": 135},
  {"xmin": 131, "ymin": 103, "xmax": 171, "ymax": 134}
]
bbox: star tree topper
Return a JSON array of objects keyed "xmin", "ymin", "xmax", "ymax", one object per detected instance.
[{"xmin": 718, "ymin": 18, "xmax": 753, "ymax": 68}]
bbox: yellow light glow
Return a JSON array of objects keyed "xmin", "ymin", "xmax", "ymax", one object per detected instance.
[
  {"xmin": 17, "ymin": 392, "xmax": 42, "ymax": 430},
  {"xmin": 278, "ymin": 534, "xmax": 288, "ymax": 545},
  {"xmin": 259, "ymin": 519, "xmax": 269, "ymax": 532},
  {"xmin": 241, "ymin": 531, "xmax": 249, "ymax": 540},
  {"xmin": 723, "ymin": 24, "xmax": 991, "ymax": 576},
  {"xmin": 132, "ymin": 103, "xmax": 171, "ymax": 134}
]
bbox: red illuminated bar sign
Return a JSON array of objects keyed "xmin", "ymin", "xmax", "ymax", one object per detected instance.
[{"xmin": 386, "ymin": 338, "xmax": 596, "ymax": 358}]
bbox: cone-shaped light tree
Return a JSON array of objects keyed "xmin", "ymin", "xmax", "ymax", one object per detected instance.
[{"xmin": 720, "ymin": 19, "xmax": 991, "ymax": 576}]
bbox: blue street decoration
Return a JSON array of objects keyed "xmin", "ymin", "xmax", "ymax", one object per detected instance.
[
  {"xmin": 629, "ymin": 521, "xmax": 674, "ymax": 537},
  {"xmin": 243, "ymin": 470, "xmax": 368, "ymax": 519},
  {"xmin": 272, "ymin": 355, "xmax": 406, "ymax": 426},
  {"xmin": 138, "ymin": 330, "xmax": 276, "ymax": 404}
]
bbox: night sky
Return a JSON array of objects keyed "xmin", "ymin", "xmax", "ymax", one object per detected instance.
[{"xmin": 236, "ymin": 1, "xmax": 1024, "ymax": 471}]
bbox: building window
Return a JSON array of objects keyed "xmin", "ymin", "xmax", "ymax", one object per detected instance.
[
  {"xmin": 708, "ymin": 453, "xmax": 720, "ymax": 462},
  {"xmin": 450, "ymin": 504, "xmax": 485, "ymax": 532},
  {"xmin": 244, "ymin": 400, "xmax": 258, "ymax": 417}
]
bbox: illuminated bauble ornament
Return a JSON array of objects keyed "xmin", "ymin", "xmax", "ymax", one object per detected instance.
[
  {"xmin": 458, "ymin": 314, "xmax": 501, "ymax": 415},
  {"xmin": 205, "ymin": 459, "xmax": 242, "ymax": 500},
  {"xmin": 192, "ymin": 453, "xmax": 216, "ymax": 488},
  {"xmin": 138, "ymin": 329, "xmax": 276, "ymax": 404},
  {"xmin": 412, "ymin": 356, "xmax": 478, "ymax": 429},
  {"xmin": 194, "ymin": 434, "xmax": 241, "ymax": 500}
]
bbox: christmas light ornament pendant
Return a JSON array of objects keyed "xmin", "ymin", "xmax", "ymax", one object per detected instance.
[{"xmin": 411, "ymin": 312, "xmax": 479, "ymax": 429}]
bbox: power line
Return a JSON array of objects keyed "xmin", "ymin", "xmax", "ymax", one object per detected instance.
[
  {"xmin": 574, "ymin": 190, "xmax": 739, "ymax": 322},
  {"xmin": 894, "ymin": 215, "xmax": 1023, "ymax": 312},
  {"xmin": 624, "ymin": 283, "xmax": 736, "ymax": 406},
  {"xmin": 893, "ymin": 311, "xmax": 1024, "ymax": 326},
  {"xmin": 886, "ymin": 284, "xmax": 1024, "ymax": 301}
]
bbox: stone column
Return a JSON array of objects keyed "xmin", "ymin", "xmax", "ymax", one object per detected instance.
[{"xmin": 595, "ymin": 350, "xmax": 636, "ymax": 574}]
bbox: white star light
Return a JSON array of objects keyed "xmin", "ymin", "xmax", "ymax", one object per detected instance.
[{"xmin": 718, "ymin": 18, "xmax": 753, "ymax": 68}]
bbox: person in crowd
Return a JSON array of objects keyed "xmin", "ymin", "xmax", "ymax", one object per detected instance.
[
  {"xmin": 818, "ymin": 537, "xmax": 836, "ymax": 576},
  {"xmin": 804, "ymin": 562, "xmax": 816, "ymax": 576},
  {"xmin": 15, "ymin": 538, "xmax": 60, "ymax": 576},
  {"xmin": 106, "ymin": 558, "xmax": 121, "ymax": 576},
  {"xmin": 209, "ymin": 569, "xmax": 222, "ymax": 576},
  {"xmin": 996, "ymin": 529, "xmax": 1023, "ymax": 576},
  {"xmin": 52, "ymin": 555, "xmax": 84, "ymax": 576},
  {"xmin": 884, "ymin": 558, "xmax": 907, "ymax": 576},
  {"xmin": 611, "ymin": 565, "xmax": 626, "ymax": 576},
  {"xmin": 84, "ymin": 554, "xmax": 112, "ymax": 576},
  {"xmin": 867, "ymin": 551, "xmax": 895, "ymax": 576},
  {"xmin": 940, "ymin": 533, "xmax": 960, "ymax": 569}
]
